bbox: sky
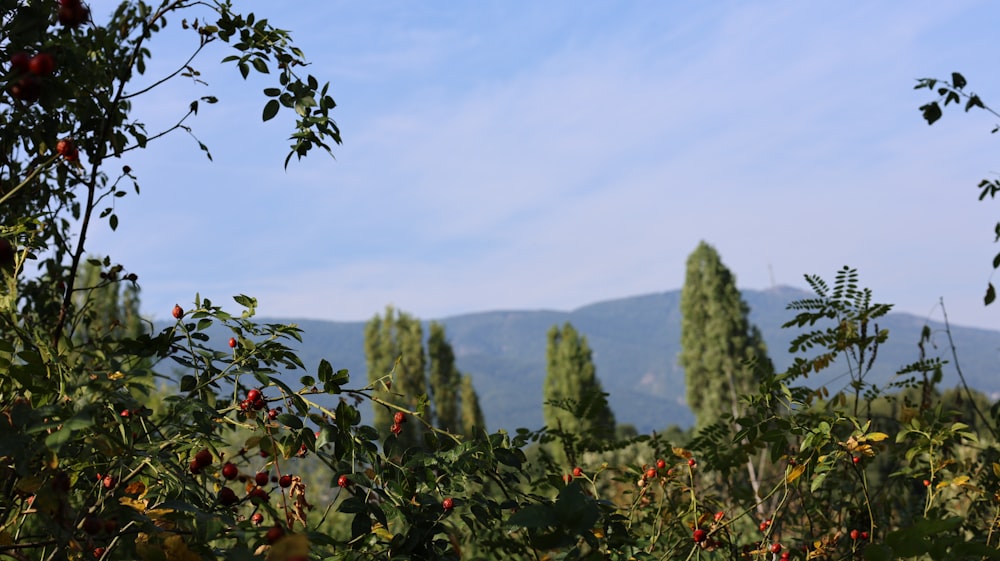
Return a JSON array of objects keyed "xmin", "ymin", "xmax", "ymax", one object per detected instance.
[{"xmin": 83, "ymin": 1, "xmax": 1000, "ymax": 331}]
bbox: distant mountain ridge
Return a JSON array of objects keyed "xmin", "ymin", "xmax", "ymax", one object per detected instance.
[{"xmin": 250, "ymin": 286, "xmax": 1000, "ymax": 434}]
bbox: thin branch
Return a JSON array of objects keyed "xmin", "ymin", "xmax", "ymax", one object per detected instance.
[{"xmin": 939, "ymin": 298, "xmax": 998, "ymax": 440}]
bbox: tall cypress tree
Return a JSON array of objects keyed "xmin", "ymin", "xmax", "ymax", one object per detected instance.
[
  {"xmin": 460, "ymin": 373, "xmax": 486, "ymax": 438},
  {"xmin": 364, "ymin": 306, "xmax": 428, "ymax": 447},
  {"xmin": 428, "ymin": 322, "xmax": 461, "ymax": 433},
  {"xmin": 543, "ymin": 322, "xmax": 616, "ymax": 460},
  {"xmin": 679, "ymin": 241, "xmax": 774, "ymax": 430}
]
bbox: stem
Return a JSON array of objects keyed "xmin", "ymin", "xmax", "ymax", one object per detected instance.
[{"xmin": 939, "ymin": 298, "xmax": 997, "ymax": 439}]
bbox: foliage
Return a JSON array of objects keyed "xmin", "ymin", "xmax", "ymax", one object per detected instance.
[
  {"xmin": 3, "ymin": 4, "xmax": 1000, "ymax": 560},
  {"xmin": 427, "ymin": 322, "xmax": 461, "ymax": 434},
  {"xmin": 363, "ymin": 306, "xmax": 428, "ymax": 448},
  {"xmin": 915, "ymin": 72, "xmax": 1000, "ymax": 306},
  {"xmin": 542, "ymin": 322, "xmax": 617, "ymax": 466},
  {"xmin": 680, "ymin": 241, "xmax": 774, "ymax": 430}
]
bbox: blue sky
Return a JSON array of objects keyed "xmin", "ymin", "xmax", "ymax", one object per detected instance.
[{"xmin": 85, "ymin": 1, "xmax": 1000, "ymax": 331}]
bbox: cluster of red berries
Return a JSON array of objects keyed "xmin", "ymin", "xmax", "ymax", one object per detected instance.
[
  {"xmin": 7, "ymin": 51, "xmax": 54, "ymax": 104},
  {"xmin": 849, "ymin": 529, "xmax": 869, "ymax": 541},
  {"xmin": 58, "ymin": 0, "xmax": 90, "ymax": 28},
  {"xmin": 56, "ymin": 138, "xmax": 79, "ymax": 162},
  {"xmin": 390, "ymin": 411, "xmax": 406, "ymax": 435},
  {"xmin": 239, "ymin": 388, "xmax": 267, "ymax": 412},
  {"xmin": 189, "ymin": 449, "xmax": 213, "ymax": 474}
]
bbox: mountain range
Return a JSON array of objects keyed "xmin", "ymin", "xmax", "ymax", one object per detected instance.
[{"xmin": 245, "ymin": 286, "xmax": 1000, "ymax": 434}]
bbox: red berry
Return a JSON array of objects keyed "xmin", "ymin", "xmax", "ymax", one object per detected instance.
[
  {"xmin": 93, "ymin": 547, "xmax": 105, "ymax": 558},
  {"xmin": 390, "ymin": 422, "xmax": 402, "ymax": 436},
  {"xmin": 189, "ymin": 459, "xmax": 201, "ymax": 474},
  {"xmin": 222, "ymin": 462, "xmax": 238, "ymax": 480},
  {"xmin": 771, "ymin": 543, "xmax": 782, "ymax": 554},
  {"xmin": 861, "ymin": 531, "xmax": 869, "ymax": 540},
  {"xmin": 251, "ymin": 512, "xmax": 264, "ymax": 526},
  {"xmin": 120, "ymin": 409, "xmax": 130, "ymax": 418},
  {"xmin": 29, "ymin": 53, "xmax": 54, "ymax": 76},
  {"xmin": 688, "ymin": 458, "xmax": 697, "ymax": 468},
  {"xmin": 572, "ymin": 467, "xmax": 583, "ymax": 477},
  {"xmin": 714, "ymin": 511, "xmax": 725, "ymax": 522},
  {"xmin": 850, "ymin": 529, "xmax": 860, "ymax": 540},
  {"xmin": 248, "ymin": 487, "xmax": 268, "ymax": 503},
  {"xmin": 10, "ymin": 52, "xmax": 30, "ymax": 74},
  {"xmin": 194, "ymin": 449, "xmax": 212, "ymax": 468},
  {"xmin": 645, "ymin": 467, "xmax": 657, "ymax": 480},
  {"xmin": 268, "ymin": 409, "xmax": 278, "ymax": 420},
  {"xmin": 393, "ymin": 411, "xmax": 406, "ymax": 424},
  {"xmin": 228, "ymin": 337, "xmax": 237, "ymax": 348},
  {"xmin": 255, "ymin": 472, "xmax": 269, "ymax": 486},
  {"xmin": 265, "ymin": 525, "xmax": 284, "ymax": 544},
  {"xmin": 656, "ymin": 458, "xmax": 666, "ymax": 470},
  {"xmin": 562, "ymin": 473, "xmax": 572, "ymax": 484},
  {"xmin": 218, "ymin": 486, "xmax": 239, "ymax": 506},
  {"xmin": 246, "ymin": 389, "xmax": 261, "ymax": 402},
  {"xmin": 172, "ymin": 304, "xmax": 183, "ymax": 319},
  {"xmin": 102, "ymin": 474, "xmax": 116, "ymax": 490},
  {"xmin": 58, "ymin": 2, "xmax": 89, "ymax": 28},
  {"xmin": 852, "ymin": 456, "xmax": 861, "ymax": 465},
  {"xmin": 279, "ymin": 474, "xmax": 292, "ymax": 488},
  {"xmin": 693, "ymin": 528, "xmax": 707, "ymax": 543},
  {"xmin": 442, "ymin": 497, "xmax": 454, "ymax": 511},
  {"xmin": 923, "ymin": 479, "xmax": 931, "ymax": 487},
  {"xmin": 338, "ymin": 474, "xmax": 350, "ymax": 488}
]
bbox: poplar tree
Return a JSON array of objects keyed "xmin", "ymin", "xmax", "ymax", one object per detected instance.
[
  {"xmin": 460, "ymin": 374, "xmax": 487, "ymax": 438},
  {"xmin": 428, "ymin": 322, "xmax": 461, "ymax": 433},
  {"xmin": 72, "ymin": 259, "xmax": 143, "ymax": 342},
  {"xmin": 364, "ymin": 306, "xmax": 428, "ymax": 447},
  {"xmin": 679, "ymin": 241, "xmax": 774, "ymax": 431},
  {"xmin": 543, "ymin": 323, "xmax": 616, "ymax": 459}
]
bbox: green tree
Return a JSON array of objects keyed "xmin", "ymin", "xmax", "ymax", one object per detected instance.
[
  {"xmin": 428, "ymin": 321, "xmax": 461, "ymax": 433},
  {"xmin": 460, "ymin": 373, "xmax": 487, "ymax": 438},
  {"xmin": 679, "ymin": 241, "xmax": 774, "ymax": 431},
  {"xmin": 364, "ymin": 305, "xmax": 428, "ymax": 447},
  {"xmin": 543, "ymin": 322, "xmax": 616, "ymax": 463},
  {"xmin": 71, "ymin": 258, "xmax": 144, "ymax": 343}
]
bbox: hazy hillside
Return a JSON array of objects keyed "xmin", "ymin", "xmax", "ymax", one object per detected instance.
[{"xmin": 243, "ymin": 286, "xmax": 1000, "ymax": 434}]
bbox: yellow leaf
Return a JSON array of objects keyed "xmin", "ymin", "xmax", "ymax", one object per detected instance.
[
  {"xmin": 109, "ymin": 370, "xmax": 125, "ymax": 380},
  {"xmin": 372, "ymin": 523, "xmax": 393, "ymax": 541},
  {"xmin": 993, "ymin": 463, "xmax": 1000, "ymax": 479},
  {"xmin": 785, "ymin": 464, "xmax": 806, "ymax": 484},
  {"xmin": 951, "ymin": 475, "xmax": 970, "ymax": 487},
  {"xmin": 672, "ymin": 447, "xmax": 692, "ymax": 459},
  {"xmin": 866, "ymin": 432, "xmax": 889, "ymax": 442},
  {"xmin": 164, "ymin": 534, "xmax": 200, "ymax": 561}
]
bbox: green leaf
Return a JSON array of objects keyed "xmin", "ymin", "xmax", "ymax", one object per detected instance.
[
  {"xmin": 277, "ymin": 414, "xmax": 303, "ymax": 429},
  {"xmin": 863, "ymin": 544, "xmax": 894, "ymax": 561},
  {"xmin": 986, "ymin": 283, "xmax": 996, "ymax": 306},
  {"xmin": 952, "ymin": 72, "xmax": 967, "ymax": 89},
  {"xmin": 920, "ymin": 102, "xmax": 942, "ymax": 125},
  {"xmin": 262, "ymin": 99, "xmax": 279, "ymax": 122}
]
